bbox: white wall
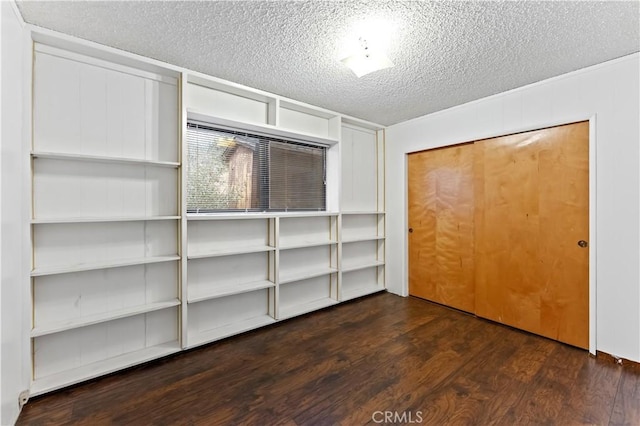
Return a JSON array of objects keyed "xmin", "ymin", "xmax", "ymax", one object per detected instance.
[
  {"xmin": 1, "ymin": 1, "xmax": 30, "ymax": 424},
  {"xmin": 386, "ymin": 53, "xmax": 640, "ymax": 362}
]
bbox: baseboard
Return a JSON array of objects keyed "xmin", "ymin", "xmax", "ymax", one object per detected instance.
[{"xmin": 595, "ymin": 350, "xmax": 640, "ymax": 368}]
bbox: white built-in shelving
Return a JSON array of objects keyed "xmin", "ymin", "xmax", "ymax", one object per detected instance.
[
  {"xmin": 29, "ymin": 41, "xmax": 181, "ymax": 395},
  {"xmin": 185, "ymin": 214, "xmax": 341, "ymax": 346},
  {"xmin": 27, "ymin": 28, "xmax": 385, "ymax": 398},
  {"xmin": 339, "ymin": 212, "xmax": 385, "ymax": 301}
]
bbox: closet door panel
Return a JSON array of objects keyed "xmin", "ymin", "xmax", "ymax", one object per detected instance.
[
  {"xmin": 475, "ymin": 122, "xmax": 589, "ymax": 348},
  {"xmin": 408, "ymin": 143, "xmax": 475, "ymax": 313}
]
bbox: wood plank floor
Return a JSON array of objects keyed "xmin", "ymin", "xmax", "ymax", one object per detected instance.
[{"xmin": 17, "ymin": 293, "xmax": 640, "ymax": 425}]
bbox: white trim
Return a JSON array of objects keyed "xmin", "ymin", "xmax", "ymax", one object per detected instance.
[
  {"xmin": 279, "ymin": 99, "xmax": 338, "ymax": 120},
  {"xmin": 27, "ymin": 24, "xmax": 182, "ymax": 78},
  {"xmin": 9, "ymin": 0, "xmax": 26, "ymax": 27},
  {"xmin": 395, "ymin": 53, "xmax": 640, "ymax": 128},
  {"xmin": 588, "ymin": 115, "xmax": 597, "ymax": 356},
  {"xmin": 404, "ymin": 114, "xmax": 601, "ymax": 155},
  {"xmin": 179, "ymin": 72, "xmax": 189, "ymax": 350},
  {"xmin": 35, "ymin": 43, "xmax": 177, "ymax": 84},
  {"xmin": 403, "ymin": 115, "xmax": 597, "ymax": 353},
  {"xmin": 187, "ymin": 76, "xmax": 274, "ymax": 104},
  {"xmin": 341, "ymin": 115, "xmax": 385, "ymax": 131},
  {"xmin": 341, "ymin": 122, "xmax": 377, "ymax": 134},
  {"xmin": 21, "ymin": 13, "xmax": 34, "ymax": 419}
]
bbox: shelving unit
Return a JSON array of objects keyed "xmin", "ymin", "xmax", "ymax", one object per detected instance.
[
  {"xmin": 186, "ymin": 289, "xmax": 275, "ymax": 348},
  {"xmin": 25, "ymin": 30, "xmax": 386, "ymax": 399},
  {"xmin": 340, "ymin": 212, "xmax": 385, "ymax": 301},
  {"xmin": 277, "ymin": 215, "xmax": 339, "ymax": 319},
  {"xmin": 185, "ymin": 217, "xmax": 276, "ymax": 347},
  {"xmin": 32, "ymin": 309, "xmax": 180, "ymax": 395},
  {"xmin": 30, "ymin": 43, "xmax": 181, "ymax": 395}
]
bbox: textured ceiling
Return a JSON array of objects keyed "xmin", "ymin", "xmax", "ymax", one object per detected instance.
[{"xmin": 16, "ymin": 1, "xmax": 640, "ymax": 126}]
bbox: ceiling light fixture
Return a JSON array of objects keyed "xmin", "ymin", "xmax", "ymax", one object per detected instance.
[{"xmin": 341, "ymin": 38, "xmax": 394, "ymax": 78}]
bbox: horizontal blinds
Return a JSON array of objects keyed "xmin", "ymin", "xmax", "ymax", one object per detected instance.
[
  {"xmin": 187, "ymin": 123, "xmax": 326, "ymax": 212},
  {"xmin": 269, "ymin": 141, "xmax": 326, "ymax": 210}
]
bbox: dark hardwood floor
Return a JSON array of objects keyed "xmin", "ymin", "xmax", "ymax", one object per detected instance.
[{"xmin": 17, "ymin": 293, "xmax": 640, "ymax": 425}]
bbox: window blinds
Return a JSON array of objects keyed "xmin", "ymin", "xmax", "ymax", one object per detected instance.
[{"xmin": 186, "ymin": 123, "xmax": 326, "ymax": 212}]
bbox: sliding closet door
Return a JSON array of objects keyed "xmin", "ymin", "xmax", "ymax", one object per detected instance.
[
  {"xmin": 408, "ymin": 143, "xmax": 475, "ymax": 313},
  {"xmin": 475, "ymin": 121, "xmax": 589, "ymax": 349}
]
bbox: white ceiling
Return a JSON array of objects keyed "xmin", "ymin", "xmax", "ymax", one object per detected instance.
[{"xmin": 16, "ymin": 1, "xmax": 640, "ymax": 126}]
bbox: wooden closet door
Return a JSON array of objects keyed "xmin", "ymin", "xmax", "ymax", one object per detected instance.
[
  {"xmin": 475, "ymin": 121, "xmax": 589, "ymax": 349},
  {"xmin": 408, "ymin": 143, "xmax": 475, "ymax": 313}
]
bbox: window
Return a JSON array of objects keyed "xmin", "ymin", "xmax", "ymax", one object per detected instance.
[{"xmin": 187, "ymin": 123, "xmax": 326, "ymax": 212}]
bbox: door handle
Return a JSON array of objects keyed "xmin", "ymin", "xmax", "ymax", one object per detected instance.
[{"xmin": 577, "ymin": 240, "xmax": 588, "ymax": 248}]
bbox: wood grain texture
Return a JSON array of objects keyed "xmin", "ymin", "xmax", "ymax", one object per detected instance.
[
  {"xmin": 408, "ymin": 143, "xmax": 475, "ymax": 313},
  {"xmin": 475, "ymin": 121, "xmax": 590, "ymax": 349},
  {"xmin": 17, "ymin": 294, "xmax": 638, "ymax": 426}
]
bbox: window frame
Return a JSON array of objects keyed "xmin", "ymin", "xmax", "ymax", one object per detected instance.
[{"xmin": 186, "ymin": 120, "xmax": 328, "ymax": 214}]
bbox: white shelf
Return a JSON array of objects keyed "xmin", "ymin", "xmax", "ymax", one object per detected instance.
[
  {"xmin": 342, "ymin": 286, "xmax": 385, "ymax": 302},
  {"xmin": 31, "ymin": 299, "xmax": 181, "ymax": 337},
  {"xmin": 341, "ymin": 260, "xmax": 385, "ymax": 273},
  {"xmin": 341, "ymin": 211, "xmax": 385, "ymax": 215},
  {"xmin": 279, "ymin": 266, "xmax": 338, "ymax": 285},
  {"xmin": 279, "ymin": 297, "xmax": 338, "ymax": 320},
  {"xmin": 188, "ymin": 213, "xmax": 277, "ymax": 220},
  {"xmin": 186, "ymin": 211, "xmax": 338, "ymax": 220},
  {"xmin": 31, "ymin": 255, "xmax": 181, "ymax": 277},
  {"xmin": 31, "ymin": 151, "xmax": 180, "ymax": 168},
  {"xmin": 187, "ymin": 315, "xmax": 276, "ymax": 348},
  {"xmin": 279, "ymin": 240, "xmax": 337, "ymax": 250},
  {"xmin": 276, "ymin": 212, "xmax": 338, "ymax": 218},
  {"xmin": 187, "ymin": 245, "xmax": 274, "ymax": 259},
  {"xmin": 32, "ymin": 216, "xmax": 181, "ymax": 224},
  {"xmin": 188, "ymin": 280, "xmax": 274, "ymax": 303},
  {"xmin": 30, "ymin": 342, "xmax": 181, "ymax": 396},
  {"xmin": 342, "ymin": 235, "xmax": 384, "ymax": 244}
]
